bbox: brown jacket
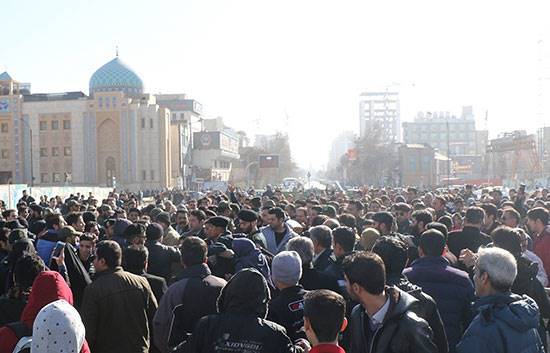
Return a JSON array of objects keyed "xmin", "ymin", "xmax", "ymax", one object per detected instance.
[{"xmin": 81, "ymin": 267, "xmax": 158, "ymax": 353}]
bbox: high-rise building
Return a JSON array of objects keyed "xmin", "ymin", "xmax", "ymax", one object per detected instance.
[
  {"xmin": 328, "ymin": 131, "xmax": 356, "ymax": 169},
  {"xmin": 537, "ymin": 126, "xmax": 550, "ymax": 175},
  {"xmin": 359, "ymin": 91, "xmax": 400, "ymax": 142}
]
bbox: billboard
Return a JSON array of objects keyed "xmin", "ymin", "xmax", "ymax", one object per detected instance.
[
  {"xmin": 259, "ymin": 154, "xmax": 279, "ymax": 168},
  {"xmin": 193, "ymin": 131, "xmax": 220, "ymax": 150}
]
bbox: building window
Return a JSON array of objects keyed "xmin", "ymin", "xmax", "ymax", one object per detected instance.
[
  {"xmin": 141, "ymin": 118, "xmax": 145, "ymax": 129},
  {"xmin": 1, "ymin": 149, "xmax": 8, "ymax": 159},
  {"xmin": 64, "ymin": 147, "xmax": 72, "ymax": 156},
  {"xmin": 40, "ymin": 148, "xmax": 48, "ymax": 157},
  {"xmin": 52, "ymin": 173, "xmax": 61, "ymax": 182},
  {"xmin": 112, "ymin": 97, "xmax": 116, "ymax": 107},
  {"xmin": 52, "ymin": 147, "xmax": 60, "ymax": 156},
  {"xmin": 63, "ymin": 120, "xmax": 71, "ymax": 129},
  {"xmin": 142, "ymin": 170, "xmax": 147, "ymax": 181},
  {"xmin": 105, "ymin": 97, "xmax": 110, "ymax": 108},
  {"xmin": 149, "ymin": 119, "xmax": 154, "ymax": 129},
  {"xmin": 51, "ymin": 120, "xmax": 59, "ymax": 130},
  {"xmin": 98, "ymin": 97, "xmax": 103, "ymax": 108},
  {"xmin": 150, "ymin": 170, "xmax": 155, "ymax": 181},
  {"xmin": 1, "ymin": 123, "xmax": 7, "ymax": 133},
  {"xmin": 40, "ymin": 173, "xmax": 49, "ymax": 183}
]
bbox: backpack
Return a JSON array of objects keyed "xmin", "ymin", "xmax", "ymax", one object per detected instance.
[{"xmin": 5, "ymin": 321, "xmax": 32, "ymax": 353}]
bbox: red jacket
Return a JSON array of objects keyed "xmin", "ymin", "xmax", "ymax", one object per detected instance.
[
  {"xmin": 534, "ymin": 226, "xmax": 550, "ymax": 278},
  {"xmin": 310, "ymin": 343, "xmax": 346, "ymax": 353},
  {"xmin": 0, "ymin": 271, "xmax": 90, "ymax": 353}
]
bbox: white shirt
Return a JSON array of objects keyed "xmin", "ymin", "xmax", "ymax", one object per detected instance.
[{"xmin": 367, "ymin": 296, "xmax": 390, "ymax": 331}]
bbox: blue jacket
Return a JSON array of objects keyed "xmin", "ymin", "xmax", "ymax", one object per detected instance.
[
  {"xmin": 457, "ymin": 292, "xmax": 545, "ymax": 353},
  {"xmin": 403, "ymin": 256, "xmax": 475, "ymax": 352},
  {"xmin": 260, "ymin": 224, "xmax": 297, "ymax": 255},
  {"xmin": 36, "ymin": 230, "xmax": 59, "ymax": 265}
]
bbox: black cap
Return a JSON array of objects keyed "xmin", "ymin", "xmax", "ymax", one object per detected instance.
[
  {"xmin": 205, "ymin": 216, "xmax": 230, "ymax": 229},
  {"xmin": 237, "ymin": 209, "xmax": 258, "ymax": 222},
  {"xmin": 146, "ymin": 223, "xmax": 164, "ymax": 240}
]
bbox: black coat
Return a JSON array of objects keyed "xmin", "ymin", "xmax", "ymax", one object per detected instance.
[
  {"xmin": 313, "ymin": 248, "xmax": 334, "ymax": 272},
  {"xmin": 300, "ymin": 266, "xmax": 340, "ymax": 293},
  {"xmin": 145, "ymin": 240, "xmax": 181, "ymax": 281},
  {"xmin": 267, "ymin": 285, "xmax": 308, "ymax": 342},
  {"xmin": 387, "ymin": 275, "xmax": 448, "ymax": 353},
  {"xmin": 447, "ymin": 226, "xmax": 491, "ymax": 273},
  {"xmin": 142, "ymin": 272, "xmax": 168, "ymax": 303},
  {"xmin": 349, "ymin": 286, "xmax": 438, "ymax": 353}
]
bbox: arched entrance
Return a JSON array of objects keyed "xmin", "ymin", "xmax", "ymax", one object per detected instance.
[{"xmin": 106, "ymin": 156, "xmax": 116, "ymax": 187}]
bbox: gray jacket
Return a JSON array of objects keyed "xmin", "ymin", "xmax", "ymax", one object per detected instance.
[{"xmin": 260, "ymin": 224, "xmax": 298, "ymax": 255}]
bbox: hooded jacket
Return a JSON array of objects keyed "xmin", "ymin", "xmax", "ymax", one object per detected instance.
[
  {"xmin": 36, "ymin": 230, "xmax": 59, "ymax": 265},
  {"xmin": 0, "ymin": 271, "xmax": 90, "ymax": 353},
  {"xmin": 183, "ymin": 268, "xmax": 301, "ymax": 353},
  {"xmin": 349, "ymin": 286, "xmax": 438, "ymax": 353},
  {"xmin": 456, "ymin": 293, "xmax": 545, "ymax": 353},
  {"xmin": 232, "ymin": 238, "xmax": 271, "ymax": 281}
]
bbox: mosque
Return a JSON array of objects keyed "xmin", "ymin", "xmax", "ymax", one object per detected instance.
[{"xmin": 0, "ymin": 55, "xmax": 205, "ymax": 190}]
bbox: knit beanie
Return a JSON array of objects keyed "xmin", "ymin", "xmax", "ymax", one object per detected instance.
[{"xmin": 271, "ymin": 250, "xmax": 302, "ymax": 286}]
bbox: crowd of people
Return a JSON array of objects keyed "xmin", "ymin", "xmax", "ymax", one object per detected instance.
[{"xmin": 0, "ymin": 183, "xmax": 549, "ymax": 353}]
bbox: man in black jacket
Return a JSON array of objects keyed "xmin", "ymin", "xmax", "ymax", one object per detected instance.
[
  {"xmin": 183, "ymin": 268, "xmax": 308, "ymax": 353},
  {"xmin": 145, "ymin": 223, "xmax": 181, "ymax": 282},
  {"xmin": 447, "ymin": 207, "xmax": 491, "ymax": 273},
  {"xmin": 310, "ymin": 225, "xmax": 334, "ymax": 271},
  {"xmin": 342, "ymin": 251, "xmax": 438, "ymax": 353},
  {"xmin": 153, "ymin": 237, "xmax": 226, "ymax": 353},
  {"xmin": 372, "ymin": 236, "xmax": 448, "ymax": 353},
  {"xmin": 268, "ymin": 250, "xmax": 308, "ymax": 342},
  {"xmin": 123, "ymin": 245, "xmax": 168, "ymax": 303}
]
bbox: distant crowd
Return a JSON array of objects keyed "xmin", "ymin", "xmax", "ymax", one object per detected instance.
[{"xmin": 0, "ymin": 183, "xmax": 549, "ymax": 353}]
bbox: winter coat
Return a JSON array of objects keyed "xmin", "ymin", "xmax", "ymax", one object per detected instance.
[
  {"xmin": 348, "ymin": 286, "xmax": 438, "ymax": 353},
  {"xmin": 183, "ymin": 268, "xmax": 301, "ymax": 353},
  {"xmin": 153, "ymin": 263, "xmax": 226, "ymax": 353},
  {"xmin": 232, "ymin": 238, "xmax": 271, "ymax": 281},
  {"xmin": 403, "ymin": 256, "xmax": 475, "ymax": 352},
  {"xmin": 0, "ymin": 271, "xmax": 90, "ymax": 353},
  {"xmin": 145, "ymin": 240, "xmax": 181, "ymax": 281},
  {"xmin": 80, "ymin": 266, "xmax": 158, "ymax": 353},
  {"xmin": 267, "ymin": 285, "xmax": 308, "ymax": 342},
  {"xmin": 260, "ymin": 224, "xmax": 298, "ymax": 255},
  {"xmin": 456, "ymin": 292, "xmax": 545, "ymax": 353}
]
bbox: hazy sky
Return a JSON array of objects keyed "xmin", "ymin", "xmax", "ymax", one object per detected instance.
[{"xmin": 2, "ymin": 0, "xmax": 549, "ymax": 171}]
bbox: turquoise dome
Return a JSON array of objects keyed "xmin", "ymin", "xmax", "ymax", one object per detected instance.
[{"xmin": 89, "ymin": 57, "xmax": 143, "ymax": 96}]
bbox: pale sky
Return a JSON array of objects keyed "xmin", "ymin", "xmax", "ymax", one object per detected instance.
[{"xmin": 2, "ymin": 0, "xmax": 549, "ymax": 171}]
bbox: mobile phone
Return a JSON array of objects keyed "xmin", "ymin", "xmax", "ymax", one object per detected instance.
[{"xmin": 52, "ymin": 241, "xmax": 66, "ymax": 258}]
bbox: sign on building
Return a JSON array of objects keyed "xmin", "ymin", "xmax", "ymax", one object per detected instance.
[{"xmin": 259, "ymin": 154, "xmax": 279, "ymax": 168}]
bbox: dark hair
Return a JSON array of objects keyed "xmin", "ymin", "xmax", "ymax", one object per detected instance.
[
  {"xmin": 303, "ymin": 290, "xmax": 346, "ymax": 343},
  {"xmin": 128, "ymin": 207, "xmax": 141, "ymax": 216},
  {"xmin": 426, "ymin": 222, "xmax": 448, "ymax": 239},
  {"xmin": 372, "ymin": 236, "xmax": 408, "ymax": 276},
  {"xmin": 96, "ymin": 240, "xmax": 122, "ymax": 268},
  {"xmin": 323, "ymin": 205, "xmax": 337, "ymax": 219},
  {"xmin": 527, "ymin": 207, "xmax": 549, "ymax": 226},
  {"xmin": 79, "ymin": 233, "xmax": 96, "ymax": 243},
  {"xmin": 123, "ymin": 245, "xmax": 148, "ymax": 274},
  {"xmin": 342, "ymin": 252, "xmax": 385, "ymax": 295},
  {"xmin": 14, "ymin": 254, "xmax": 45, "ymax": 289},
  {"xmin": 189, "ymin": 209, "xmax": 207, "ymax": 222},
  {"xmin": 309, "ymin": 225, "xmax": 333, "ymax": 249},
  {"xmin": 84, "ymin": 221, "xmax": 98, "ymax": 233},
  {"xmin": 332, "ymin": 226, "xmax": 356, "ymax": 253},
  {"xmin": 267, "ymin": 207, "xmax": 285, "ymax": 220},
  {"xmin": 481, "ymin": 203, "xmax": 498, "ymax": 218},
  {"xmin": 372, "ymin": 212, "xmax": 394, "ymax": 230},
  {"xmin": 1, "ymin": 209, "xmax": 16, "ymax": 219},
  {"xmin": 465, "ymin": 207, "xmax": 485, "ymax": 225},
  {"xmin": 124, "ymin": 223, "xmax": 146, "ymax": 240},
  {"xmin": 437, "ymin": 215, "xmax": 453, "ymax": 232},
  {"xmin": 176, "ymin": 209, "xmax": 188, "ymax": 216},
  {"xmin": 419, "ymin": 229, "xmax": 446, "ymax": 256},
  {"xmin": 65, "ymin": 213, "xmax": 82, "ymax": 227},
  {"xmin": 45, "ymin": 214, "xmax": 64, "ymax": 229},
  {"xmin": 412, "ymin": 210, "xmax": 433, "ymax": 227},
  {"xmin": 338, "ymin": 213, "xmax": 357, "ymax": 228},
  {"xmin": 348, "ymin": 200, "xmax": 365, "ymax": 211},
  {"xmin": 180, "ymin": 236, "xmax": 206, "ymax": 267},
  {"xmin": 491, "ymin": 226, "xmax": 522, "ymax": 258},
  {"xmin": 311, "ymin": 215, "xmax": 329, "ymax": 227},
  {"xmin": 82, "ymin": 211, "xmax": 97, "ymax": 224},
  {"xmin": 311, "ymin": 205, "xmax": 323, "ymax": 214},
  {"xmin": 502, "ymin": 208, "xmax": 520, "ymax": 224}
]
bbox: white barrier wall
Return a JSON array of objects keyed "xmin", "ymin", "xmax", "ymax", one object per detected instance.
[{"xmin": 0, "ymin": 184, "xmax": 113, "ymax": 208}]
